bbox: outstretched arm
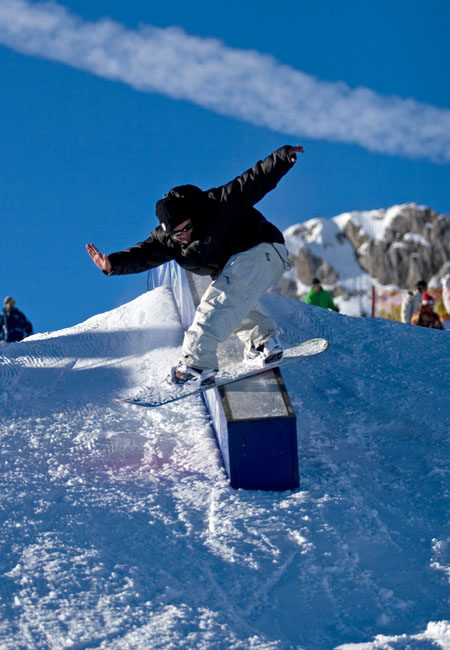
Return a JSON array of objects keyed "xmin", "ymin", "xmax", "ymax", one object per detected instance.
[
  {"xmin": 86, "ymin": 243, "xmax": 112, "ymax": 274},
  {"xmin": 86, "ymin": 235, "xmax": 175, "ymax": 276},
  {"xmin": 215, "ymin": 144, "xmax": 305, "ymax": 213}
]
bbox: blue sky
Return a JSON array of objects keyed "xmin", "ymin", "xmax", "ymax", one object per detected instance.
[{"xmin": 1, "ymin": 0, "xmax": 449, "ymax": 334}]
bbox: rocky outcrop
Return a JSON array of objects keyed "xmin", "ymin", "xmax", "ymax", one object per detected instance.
[
  {"xmin": 353, "ymin": 206, "xmax": 450, "ymax": 287},
  {"xmin": 295, "ymin": 247, "xmax": 339, "ymax": 286}
]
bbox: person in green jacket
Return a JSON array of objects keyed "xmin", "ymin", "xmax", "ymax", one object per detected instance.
[{"xmin": 305, "ymin": 278, "xmax": 339, "ymax": 311}]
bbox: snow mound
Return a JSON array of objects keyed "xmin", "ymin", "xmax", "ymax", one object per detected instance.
[{"xmin": 0, "ymin": 287, "xmax": 449, "ymax": 649}]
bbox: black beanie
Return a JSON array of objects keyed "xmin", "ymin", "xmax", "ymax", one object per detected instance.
[{"xmin": 155, "ymin": 185, "xmax": 203, "ymax": 232}]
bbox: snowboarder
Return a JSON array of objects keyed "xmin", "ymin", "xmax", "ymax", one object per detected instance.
[
  {"xmin": 305, "ymin": 279, "xmax": 339, "ymax": 312},
  {"xmin": 411, "ymin": 293, "xmax": 444, "ymax": 330},
  {"xmin": 87, "ymin": 144, "xmax": 304, "ymax": 386},
  {"xmin": 0, "ymin": 296, "xmax": 33, "ymax": 343},
  {"xmin": 401, "ymin": 280, "xmax": 428, "ymax": 324}
]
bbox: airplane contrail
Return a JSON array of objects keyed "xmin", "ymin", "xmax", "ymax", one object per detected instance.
[{"xmin": 1, "ymin": 0, "xmax": 449, "ymax": 162}]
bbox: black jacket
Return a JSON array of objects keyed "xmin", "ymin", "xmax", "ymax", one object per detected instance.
[
  {"xmin": 107, "ymin": 145, "xmax": 296, "ymax": 278},
  {"xmin": 0, "ymin": 308, "xmax": 33, "ymax": 343}
]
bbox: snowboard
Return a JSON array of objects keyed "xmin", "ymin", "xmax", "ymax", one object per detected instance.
[{"xmin": 115, "ymin": 338, "xmax": 329, "ymax": 408}]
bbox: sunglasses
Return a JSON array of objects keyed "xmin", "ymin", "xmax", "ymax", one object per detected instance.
[{"xmin": 170, "ymin": 222, "xmax": 193, "ymax": 239}]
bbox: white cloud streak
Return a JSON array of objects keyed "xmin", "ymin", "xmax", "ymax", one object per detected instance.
[{"xmin": 1, "ymin": 0, "xmax": 450, "ymax": 163}]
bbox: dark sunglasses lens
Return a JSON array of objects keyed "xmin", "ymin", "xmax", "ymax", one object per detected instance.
[{"xmin": 171, "ymin": 223, "xmax": 192, "ymax": 237}]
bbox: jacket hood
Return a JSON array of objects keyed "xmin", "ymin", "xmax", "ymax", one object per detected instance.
[{"xmin": 155, "ymin": 184, "xmax": 205, "ymax": 232}]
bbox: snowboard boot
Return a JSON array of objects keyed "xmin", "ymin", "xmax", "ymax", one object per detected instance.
[
  {"xmin": 169, "ymin": 362, "xmax": 218, "ymax": 386},
  {"xmin": 244, "ymin": 335, "xmax": 283, "ymax": 367}
]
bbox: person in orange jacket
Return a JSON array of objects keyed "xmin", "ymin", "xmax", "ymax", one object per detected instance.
[{"xmin": 411, "ymin": 293, "xmax": 444, "ymax": 330}]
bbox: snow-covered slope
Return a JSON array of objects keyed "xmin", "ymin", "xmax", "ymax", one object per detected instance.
[{"xmin": 0, "ymin": 288, "xmax": 449, "ymax": 649}]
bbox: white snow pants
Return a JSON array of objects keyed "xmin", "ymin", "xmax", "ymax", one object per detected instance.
[{"xmin": 181, "ymin": 242, "xmax": 289, "ymax": 369}]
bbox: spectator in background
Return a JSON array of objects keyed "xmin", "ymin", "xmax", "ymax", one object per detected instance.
[
  {"xmin": 401, "ymin": 280, "xmax": 427, "ymax": 324},
  {"xmin": 441, "ymin": 274, "xmax": 450, "ymax": 316},
  {"xmin": 0, "ymin": 297, "xmax": 33, "ymax": 343},
  {"xmin": 305, "ymin": 278, "xmax": 339, "ymax": 312},
  {"xmin": 411, "ymin": 293, "xmax": 444, "ymax": 330}
]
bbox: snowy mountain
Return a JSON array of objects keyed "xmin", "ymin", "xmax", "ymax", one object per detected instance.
[
  {"xmin": 282, "ymin": 203, "xmax": 450, "ymax": 317},
  {"xmin": 0, "ymin": 287, "xmax": 449, "ymax": 649}
]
